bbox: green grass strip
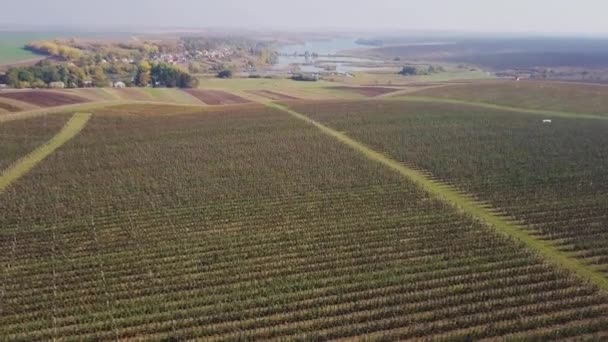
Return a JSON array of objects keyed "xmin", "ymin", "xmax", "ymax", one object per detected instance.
[
  {"xmin": 0, "ymin": 113, "xmax": 92, "ymax": 193},
  {"xmin": 397, "ymin": 96, "xmax": 608, "ymax": 121},
  {"xmin": 269, "ymin": 102, "xmax": 608, "ymax": 291}
]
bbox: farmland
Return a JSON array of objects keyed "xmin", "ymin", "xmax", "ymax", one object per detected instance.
[
  {"xmin": 329, "ymin": 86, "xmax": 401, "ymax": 97},
  {"xmin": 4, "ymin": 4, "xmax": 608, "ymax": 339},
  {"xmin": 0, "ymin": 31, "xmax": 104, "ymax": 66},
  {"xmin": 183, "ymin": 89, "xmax": 252, "ymax": 105},
  {"xmin": 0, "ymin": 90, "xmax": 89, "ymax": 107},
  {"xmin": 1, "ymin": 99, "xmax": 607, "ymax": 340},
  {"xmin": 247, "ymin": 90, "xmax": 300, "ymax": 100},
  {"xmin": 0, "ymin": 114, "xmax": 72, "ymax": 170},
  {"xmin": 0, "ymin": 101, "xmax": 22, "ymax": 113},
  {"xmin": 0, "ymin": 32, "xmax": 42, "ymax": 65},
  {"xmin": 408, "ymin": 80, "xmax": 608, "ymax": 115},
  {"xmin": 1, "ymin": 75, "xmax": 608, "ymax": 340},
  {"xmin": 289, "ymin": 99, "xmax": 608, "ymax": 275}
]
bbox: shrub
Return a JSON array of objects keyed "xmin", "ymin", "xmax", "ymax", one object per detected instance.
[
  {"xmin": 291, "ymin": 74, "xmax": 318, "ymax": 82},
  {"xmin": 217, "ymin": 69, "xmax": 233, "ymax": 79}
]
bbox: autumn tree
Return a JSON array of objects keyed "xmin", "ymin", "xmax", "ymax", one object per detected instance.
[{"xmin": 135, "ymin": 61, "xmax": 152, "ymax": 86}]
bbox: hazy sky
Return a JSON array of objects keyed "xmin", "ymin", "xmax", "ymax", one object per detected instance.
[{"xmin": 3, "ymin": 0, "xmax": 608, "ymax": 34}]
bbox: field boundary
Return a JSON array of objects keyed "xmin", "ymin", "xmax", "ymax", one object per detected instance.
[
  {"xmin": 0, "ymin": 112, "xmax": 92, "ymax": 193},
  {"xmin": 396, "ymin": 96, "xmax": 608, "ymax": 121},
  {"xmin": 0, "ymin": 100, "xmax": 210, "ymax": 123},
  {"xmin": 268, "ymin": 102, "xmax": 608, "ymax": 291}
]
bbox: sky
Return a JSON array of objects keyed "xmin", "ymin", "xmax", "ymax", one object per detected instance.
[{"xmin": 3, "ymin": 0, "xmax": 608, "ymax": 35}]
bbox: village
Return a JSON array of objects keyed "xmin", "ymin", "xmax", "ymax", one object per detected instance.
[{"xmin": 152, "ymin": 47, "xmax": 236, "ymax": 66}]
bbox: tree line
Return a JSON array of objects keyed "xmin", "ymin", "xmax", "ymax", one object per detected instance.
[
  {"xmin": 4, "ymin": 60, "xmax": 197, "ymax": 89},
  {"xmin": 399, "ymin": 65, "xmax": 445, "ymax": 76}
]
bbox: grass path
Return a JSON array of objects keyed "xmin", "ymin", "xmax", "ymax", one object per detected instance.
[
  {"xmin": 268, "ymin": 102, "xmax": 608, "ymax": 291},
  {"xmin": 396, "ymin": 96, "xmax": 608, "ymax": 121},
  {"xmin": 0, "ymin": 113, "xmax": 91, "ymax": 193}
]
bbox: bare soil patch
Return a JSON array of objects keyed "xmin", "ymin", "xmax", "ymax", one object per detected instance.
[
  {"xmin": 0, "ymin": 90, "xmax": 89, "ymax": 107},
  {"xmin": 183, "ymin": 89, "xmax": 252, "ymax": 105}
]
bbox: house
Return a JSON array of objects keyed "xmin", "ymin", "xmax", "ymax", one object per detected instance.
[
  {"xmin": 114, "ymin": 81, "xmax": 126, "ymax": 88},
  {"xmin": 49, "ymin": 81, "xmax": 65, "ymax": 89}
]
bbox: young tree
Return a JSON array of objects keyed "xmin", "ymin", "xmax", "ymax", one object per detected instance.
[
  {"xmin": 91, "ymin": 66, "xmax": 108, "ymax": 86},
  {"xmin": 135, "ymin": 61, "xmax": 152, "ymax": 86}
]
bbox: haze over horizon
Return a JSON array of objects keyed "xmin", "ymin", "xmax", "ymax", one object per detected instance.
[{"xmin": 2, "ymin": 0, "xmax": 608, "ymax": 36}]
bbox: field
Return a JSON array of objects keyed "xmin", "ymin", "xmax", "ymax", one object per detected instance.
[
  {"xmin": 195, "ymin": 78, "xmax": 358, "ymax": 100},
  {"xmin": 0, "ymin": 101, "xmax": 22, "ymax": 113},
  {"xmin": 289, "ymin": 99, "xmax": 608, "ymax": 273},
  {"xmin": 247, "ymin": 90, "xmax": 300, "ymax": 100},
  {"xmin": 0, "ymin": 114, "xmax": 72, "ymax": 170},
  {"xmin": 408, "ymin": 80, "xmax": 608, "ymax": 115},
  {"xmin": 326, "ymin": 70, "xmax": 491, "ymax": 86},
  {"xmin": 2, "ymin": 79, "xmax": 608, "ymax": 340},
  {"xmin": 183, "ymin": 89, "xmax": 252, "ymax": 105},
  {"xmin": 0, "ymin": 33, "xmax": 41, "ymax": 65},
  {"xmin": 329, "ymin": 86, "xmax": 401, "ymax": 97},
  {"xmin": 0, "ymin": 90, "xmax": 89, "ymax": 108}
]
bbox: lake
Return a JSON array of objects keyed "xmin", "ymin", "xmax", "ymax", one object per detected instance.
[
  {"xmin": 275, "ymin": 38, "xmax": 390, "ymax": 74},
  {"xmin": 278, "ymin": 37, "xmax": 367, "ymax": 55}
]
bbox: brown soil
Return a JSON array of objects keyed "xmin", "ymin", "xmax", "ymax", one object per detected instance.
[
  {"xmin": 0, "ymin": 101, "xmax": 21, "ymax": 112},
  {"xmin": 0, "ymin": 90, "xmax": 89, "ymax": 107},
  {"xmin": 183, "ymin": 90, "xmax": 252, "ymax": 105}
]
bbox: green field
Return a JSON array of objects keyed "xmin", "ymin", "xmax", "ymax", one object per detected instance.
[
  {"xmin": 0, "ymin": 31, "xmax": 134, "ymax": 66},
  {"xmin": 289, "ymin": 99, "xmax": 608, "ymax": 275},
  {"xmin": 407, "ymin": 80, "xmax": 608, "ymax": 115},
  {"xmin": 2, "ymin": 81, "xmax": 608, "ymax": 340},
  {"xmin": 0, "ymin": 32, "xmax": 50, "ymax": 64},
  {"xmin": 0, "ymin": 43, "xmax": 37, "ymax": 65},
  {"xmin": 0, "ymin": 114, "xmax": 72, "ymax": 170}
]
